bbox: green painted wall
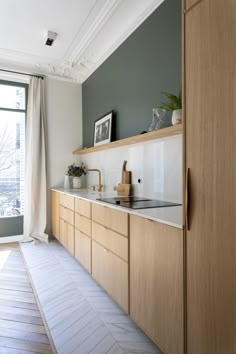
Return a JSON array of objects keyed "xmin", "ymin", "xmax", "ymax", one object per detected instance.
[{"xmin": 82, "ymin": 0, "xmax": 181, "ymax": 148}]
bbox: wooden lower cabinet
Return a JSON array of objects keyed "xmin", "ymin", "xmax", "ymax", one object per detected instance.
[
  {"xmin": 51, "ymin": 190, "xmax": 60, "ymax": 240},
  {"xmin": 59, "ymin": 219, "xmax": 74, "ymax": 256},
  {"xmin": 130, "ymin": 215, "xmax": 183, "ymax": 354},
  {"xmin": 92, "ymin": 240, "xmax": 128, "ymax": 313},
  {"xmin": 92, "ymin": 203, "xmax": 128, "ymax": 236},
  {"xmin": 75, "ymin": 229, "xmax": 91, "ymax": 273}
]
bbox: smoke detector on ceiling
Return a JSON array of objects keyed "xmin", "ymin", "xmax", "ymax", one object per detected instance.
[{"xmin": 45, "ymin": 31, "xmax": 57, "ymax": 46}]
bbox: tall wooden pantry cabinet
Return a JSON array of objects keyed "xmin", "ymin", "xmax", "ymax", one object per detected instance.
[{"xmin": 184, "ymin": 0, "xmax": 236, "ymax": 353}]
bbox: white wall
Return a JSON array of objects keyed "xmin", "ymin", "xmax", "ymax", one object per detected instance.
[
  {"xmin": 82, "ymin": 134, "xmax": 182, "ymax": 203},
  {"xmin": 45, "ymin": 78, "xmax": 82, "ymax": 231}
]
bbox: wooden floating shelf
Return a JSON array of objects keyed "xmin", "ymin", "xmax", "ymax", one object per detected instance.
[{"xmin": 73, "ymin": 124, "xmax": 182, "ymax": 155}]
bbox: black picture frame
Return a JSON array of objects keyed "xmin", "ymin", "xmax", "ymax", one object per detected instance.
[{"xmin": 94, "ymin": 111, "xmax": 114, "ymax": 146}]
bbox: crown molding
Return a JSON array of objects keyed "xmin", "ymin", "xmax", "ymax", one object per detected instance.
[{"xmin": 0, "ymin": 0, "xmax": 165, "ymax": 83}]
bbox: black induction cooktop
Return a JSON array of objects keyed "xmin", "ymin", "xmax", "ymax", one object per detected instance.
[{"xmin": 97, "ymin": 196, "xmax": 181, "ymax": 209}]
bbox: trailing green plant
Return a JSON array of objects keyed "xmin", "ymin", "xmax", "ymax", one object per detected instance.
[{"xmin": 159, "ymin": 90, "xmax": 182, "ymax": 111}]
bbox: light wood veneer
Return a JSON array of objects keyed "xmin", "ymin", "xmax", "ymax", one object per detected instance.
[
  {"xmin": 92, "ymin": 204, "xmax": 128, "ymax": 236},
  {"xmin": 130, "ymin": 215, "xmax": 183, "ymax": 354},
  {"xmin": 92, "ymin": 221, "xmax": 128, "ymax": 262},
  {"xmin": 73, "ymin": 125, "xmax": 182, "ymax": 155},
  {"xmin": 184, "ymin": 0, "xmax": 236, "ymax": 353},
  {"xmin": 75, "ymin": 198, "xmax": 91, "ymax": 218},
  {"xmin": 51, "ymin": 191, "xmax": 60, "ymax": 240},
  {"xmin": 92, "ymin": 240, "xmax": 128, "ymax": 313},
  {"xmin": 75, "ymin": 213, "xmax": 91, "ymax": 237},
  {"xmin": 74, "ymin": 229, "xmax": 91, "ymax": 273}
]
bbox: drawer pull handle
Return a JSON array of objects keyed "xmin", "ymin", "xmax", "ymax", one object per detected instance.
[{"xmin": 186, "ymin": 167, "xmax": 190, "ymax": 230}]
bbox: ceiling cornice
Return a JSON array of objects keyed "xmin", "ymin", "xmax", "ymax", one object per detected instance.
[{"xmin": 0, "ymin": 0, "xmax": 165, "ymax": 83}]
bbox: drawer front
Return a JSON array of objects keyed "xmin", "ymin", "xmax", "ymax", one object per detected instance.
[
  {"xmin": 75, "ymin": 229, "xmax": 91, "ymax": 273},
  {"xmin": 92, "ymin": 221, "xmax": 128, "ymax": 262},
  {"xmin": 60, "ymin": 193, "xmax": 74, "ymax": 211},
  {"xmin": 92, "ymin": 240, "xmax": 128, "ymax": 313},
  {"xmin": 75, "ymin": 198, "xmax": 91, "ymax": 218},
  {"xmin": 92, "ymin": 204, "xmax": 128, "ymax": 236},
  {"xmin": 60, "ymin": 205, "xmax": 74, "ymax": 226},
  {"xmin": 75, "ymin": 213, "xmax": 91, "ymax": 237}
]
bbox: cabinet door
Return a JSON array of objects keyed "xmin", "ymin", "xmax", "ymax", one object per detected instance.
[
  {"xmin": 130, "ymin": 215, "xmax": 183, "ymax": 354},
  {"xmin": 92, "ymin": 240, "xmax": 128, "ymax": 313},
  {"xmin": 67, "ymin": 223, "xmax": 74, "ymax": 256},
  {"xmin": 185, "ymin": 1, "xmax": 236, "ymax": 353},
  {"xmin": 185, "ymin": 0, "xmax": 201, "ymax": 11},
  {"xmin": 75, "ymin": 229, "xmax": 91, "ymax": 273},
  {"xmin": 51, "ymin": 191, "xmax": 60, "ymax": 240},
  {"xmin": 59, "ymin": 219, "xmax": 66, "ymax": 247}
]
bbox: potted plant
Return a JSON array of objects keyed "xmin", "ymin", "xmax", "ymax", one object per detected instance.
[
  {"xmin": 66, "ymin": 162, "xmax": 87, "ymax": 189},
  {"xmin": 159, "ymin": 90, "xmax": 182, "ymax": 125}
]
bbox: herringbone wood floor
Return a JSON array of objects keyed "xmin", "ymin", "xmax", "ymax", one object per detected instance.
[
  {"xmin": 0, "ymin": 242, "xmax": 54, "ymax": 353},
  {"xmin": 20, "ymin": 240, "xmax": 162, "ymax": 354}
]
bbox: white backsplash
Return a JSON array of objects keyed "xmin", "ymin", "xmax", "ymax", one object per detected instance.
[{"xmin": 81, "ymin": 134, "xmax": 182, "ymax": 203}]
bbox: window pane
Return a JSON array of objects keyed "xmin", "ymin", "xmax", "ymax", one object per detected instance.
[
  {"xmin": 0, "ymin": 111, "xmax": 25, "ymax": 216},
  {"xmin": 0, "ymin": 84, "xmax": 25, "ymax": 110}
]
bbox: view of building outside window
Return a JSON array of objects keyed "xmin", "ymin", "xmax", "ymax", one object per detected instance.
[{"xmin": 0, "ymin": 82, "xmax": 27, "ymax": 217}]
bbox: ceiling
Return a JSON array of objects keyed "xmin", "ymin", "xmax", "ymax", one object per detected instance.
[{"xmin": 0, "ymin": 0, "xmax": 164, "ymax": 83}]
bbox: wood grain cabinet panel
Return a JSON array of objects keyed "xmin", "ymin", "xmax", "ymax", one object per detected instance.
[
  {"xmin": 75, "ymin": 198, "xmax": 91, "ymax": 218},
  {"xmin": 59, "ymin": 219, "xmax": 74, "ymax": 256},
  {"xmin": 130, "ymin": 215, "xmax": 183, "ymax": 354},
  {"xmin": 185, "ymin": 0, "xmax": 201, "ymax": 11},
  {"xmin": 60, "ymin": 206, "xmax": 74, "ymax": 226},
  {"xmin": 67, "ymin": 223, "xmax": 75, "ymax": 256},
  {"xmin": 75, "ymin": 229, "xmax": 91, "ymax": 273},
  {"xmin": 92, "ymin": 204, "xmax": 128, "ymax": 236},
  {"xmin": 51, "ymin": 191, "xmax": 60, "ymax": 240},
  {"xmin": 92, "ymin": 240, "xmax": 128, "ymax": 313},
  {"xmin": 184, "ymin": 0, "xmax": 236, "ymax": 353},
  {"xmin": 75, "ymin": 213, "xmax": 91, "ymax": 237},
  {"xmin": 60, "ymin": 193, "xmax": 74, "ymax": 211},
  {"xmin": 92, "ymin": 221, "xmax": 128, "ymax": 262}
]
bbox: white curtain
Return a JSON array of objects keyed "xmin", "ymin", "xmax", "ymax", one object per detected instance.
[{"xmin": 23, "ymin": 77, "xmax": 48, "ymax": 242}]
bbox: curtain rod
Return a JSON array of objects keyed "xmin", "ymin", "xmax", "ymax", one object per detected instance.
[{"xmin": 0, "ymin": 68, "xmax": 44, "ymax": 80}]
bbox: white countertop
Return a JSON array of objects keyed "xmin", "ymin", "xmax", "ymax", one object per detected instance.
[{"xmin": 52, "ymin": 187, "xmax": 183, "ymax": 230}]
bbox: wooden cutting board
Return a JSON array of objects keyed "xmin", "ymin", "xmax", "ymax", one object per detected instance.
[{"xmin": 122, "ymin": 160, "xmax": 131, "ymax": 184}]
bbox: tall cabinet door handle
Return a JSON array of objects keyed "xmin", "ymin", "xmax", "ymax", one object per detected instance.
[{"xmin": 186, "ymin": 167, "xmax": 190, "ymax": 230}]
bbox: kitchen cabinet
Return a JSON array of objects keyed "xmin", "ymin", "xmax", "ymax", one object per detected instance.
[
  {"xmin": 74, "ymin": 198, "xmax": 92, "ymax": 273},
  {"xmin": 185, "ymin": 0, "xmax": 201, "ymax": 11},
  {"xmin": 59, "ymin": 218, "xmax": 74, "ymax": 255},
  {"xmin": 92, "ymin": 203, "xmax": 128, "ymax": 236},
  {"xmin": 51, "ymin": 190, "xmax": 60, "ymax": 240},
  {"xmin": 92, "ymin": 205, "xmax": 129, "ymax": 312},
  {"xmin": 130, "ymin": 215, "xmax": 183, "ymax": 354},
  {"xmin": 184, "ymin": 0, "xmax": 236, "ymax": 353},
  {"xmin": 59, "ymin": 193, "xmax": 75, "ymax": 256},
  {"xmin": 92, "ymin": 240, "xmax": 128, "ymax": 313}
]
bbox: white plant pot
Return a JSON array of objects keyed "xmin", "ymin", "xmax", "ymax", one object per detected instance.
[
  {"xmin": 64, "ymin": 175, "xmax": 71, "ymax": 189},
  {"xmin": 72, "ymin": 177, "xmax": 82, "ymax": 189},
  {"xmin": 172, "ymin": 109, "xmax": 182, "ymax": 125}
]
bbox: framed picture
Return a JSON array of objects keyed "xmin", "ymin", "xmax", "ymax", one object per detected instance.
[{"xmin": 94, "ymin": 111, "xmax": 114, "ymax": 146}]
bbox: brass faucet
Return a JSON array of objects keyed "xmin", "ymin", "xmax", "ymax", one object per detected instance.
[{"xmin": 87, "ymin": 169, "xmax": 103, "ymax": 192}]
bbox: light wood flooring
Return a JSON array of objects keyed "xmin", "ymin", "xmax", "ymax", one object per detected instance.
[
  {"xmin": 20, "ymin": 240, "xmax": 163, "ymax": 354},
  {"xmin": 0, "ymin": 242, "xmax": 54, "ymax": 354}
]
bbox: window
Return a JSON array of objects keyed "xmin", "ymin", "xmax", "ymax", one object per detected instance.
[{"xmin": 0, "ymin": 81, "xmax": 27, "ymax": 217}]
